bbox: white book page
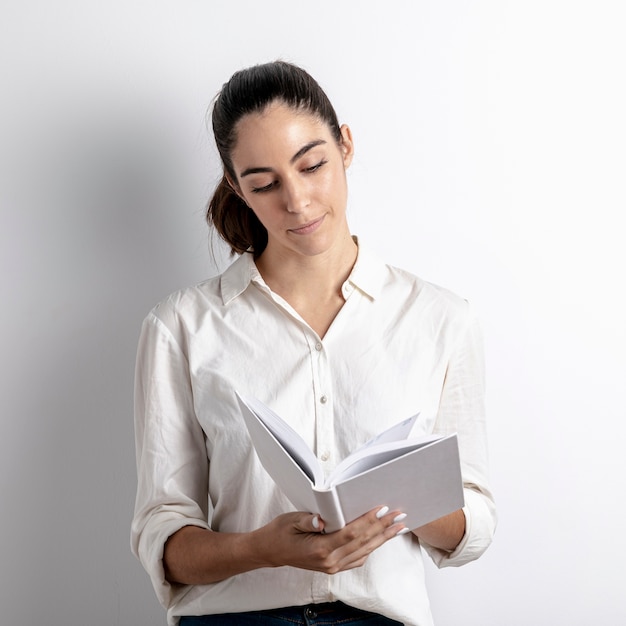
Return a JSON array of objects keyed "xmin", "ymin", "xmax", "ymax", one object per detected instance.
[
  {"xmin": 238, "ymin": 394, "xmax": 323, "ymax": 486},
  {"xmin": 237, "ymin": 394, "xmax": 320, "ymax": 513},
  {"xmin": 351, "ymin": 413, "xmax": 419, "ymax": 454},
  {"xmin": 327, "ymin": 433, "xmax": 442, "ymax": 487}
]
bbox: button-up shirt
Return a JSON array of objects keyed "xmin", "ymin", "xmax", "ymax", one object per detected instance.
[{"xmin": 131, "ymin": 243, "xmax": 496, "ymax": 626}]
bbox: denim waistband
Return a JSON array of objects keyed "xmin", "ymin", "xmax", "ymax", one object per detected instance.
[{"xmin": 179, "ymin": 601, "xmax": 403, "ymax": 625}]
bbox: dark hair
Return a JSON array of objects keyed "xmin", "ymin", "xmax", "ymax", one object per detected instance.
[{"xmin": 207, "ymin": 61, "xmax": 342, "ymax": 256}]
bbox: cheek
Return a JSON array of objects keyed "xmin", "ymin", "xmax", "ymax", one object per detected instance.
[
  {"xmin": 318, "ymin": 167, "xmax": 347, "ymax": 202},
  {"xmin": 249, "ymin": 205, "xmax": 277, "ymax": 228}
]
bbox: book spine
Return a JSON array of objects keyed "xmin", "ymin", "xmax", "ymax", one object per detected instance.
[{"xmin": 313, "ymin": 487, "xmax": 346, "ymax": 534}]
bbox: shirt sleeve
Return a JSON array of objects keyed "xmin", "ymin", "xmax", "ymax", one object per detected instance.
[
  {"xmin": 421, "ymin": 301, "xmax": 497, "ymax": 567},
  {"xmin": 130, "ymin": 311, "xmax": 211, "ymax": 608}
]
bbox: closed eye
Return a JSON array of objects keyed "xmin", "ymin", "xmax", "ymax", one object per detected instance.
[
  {"xmin": 250, "ymin": 181, "xmax": 276, "ymax": 193},
  {"xmin": 250, "ymin": 160, "xmax": 327, "ymax": 193},
  {"xmin": 304, "ymin": 159, "xmax": 327, "ymax": 173}
]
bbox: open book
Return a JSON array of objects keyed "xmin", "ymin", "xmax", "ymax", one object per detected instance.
[{"xmin": 237, "ymin": 393, "xmax": 464, "ymax": 533}]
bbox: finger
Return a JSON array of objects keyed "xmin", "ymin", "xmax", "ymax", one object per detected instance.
[
  {"xmin": 331, "ymin": 521, "xmax": 410, "ymax": 572},
  {"xmin": 372, "ymin": 506, "xmax": 410, "ymax": 533},
  {"xmin": 292, "ymin": 512, "xmax": 325, "ymax": 534},
  {"xmin": 379, "ymin": 509, "xmax": 411, "ymax": 539},
  {"xmin": 375, "ymin": 505, "xmax": 390, "ymax": 519},
  {"xmin": 328, "ymin": 507, "xmax": 407, "ymax": 556},
  {"xmin": 311, "ymin": 514, "xmax": 325, "ymax": 533}
]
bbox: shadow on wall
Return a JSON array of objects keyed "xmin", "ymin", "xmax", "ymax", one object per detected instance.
[{"xmin": 3, "ymin": 96, "xmax": 214, "ymax": 623}]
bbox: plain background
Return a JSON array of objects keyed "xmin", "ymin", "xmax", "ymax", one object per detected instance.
[{"xmin": 2, "ymin": 1, "xmax": 625, "ymax": 624}]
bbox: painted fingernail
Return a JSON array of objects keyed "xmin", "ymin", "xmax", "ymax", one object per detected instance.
[
  {"xmin": 376, "ymin": 506, "xmax": 389, "ymax": 519},
  {"xmin": 396, "ymin": 527, "xmax": 411, "ymax": 535},
  {"xmin": 312, "ymin": 515, "xmax": 320, "ymax": 529},
  {"xmin": 393, "ymin": 513, "xmax": 407, "ymax": 523}
]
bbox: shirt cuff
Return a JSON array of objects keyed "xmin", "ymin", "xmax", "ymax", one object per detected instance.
[
  {"xmin": 134, "ymin": 514, "xmax": 211, "ymax": 609},
  {"xmin": 421, "ymin": 488, "xmax": 496, "ymax": 568}
]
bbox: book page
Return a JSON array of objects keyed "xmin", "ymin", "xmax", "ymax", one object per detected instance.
[
  {"xmin": 237, "ymin": 394, "xmax": 323, "ymax": 485},
  {"xmin": 327, "ymin": 433, "xmax": 442, "ymax": 487},
  {"xmin": 237, "ymin": 394, "xmax": 320, "ymax": 513},
  {"xmin": 355, "ymin": 414, "xmax": 419, "ymax": 451}
]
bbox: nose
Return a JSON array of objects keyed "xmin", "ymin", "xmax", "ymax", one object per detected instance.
[{"xmin": 283, "ymin": 177, "xmax": 309, "ymax": 213}]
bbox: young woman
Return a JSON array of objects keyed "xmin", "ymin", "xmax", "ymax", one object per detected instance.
[{"xmin": 132, "ymin": 61, "xmax": 496, "ymax": 626}]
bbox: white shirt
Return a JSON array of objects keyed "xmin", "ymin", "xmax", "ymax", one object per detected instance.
[{"xmin": 131, "ymin": 243, "xmax": 496, "ymax": 626}]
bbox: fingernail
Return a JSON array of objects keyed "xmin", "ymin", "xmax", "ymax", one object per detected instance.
[
  {"xmin": 312, "ymin": 516, "xmax": 320, "ymax": 529},
  {"xmin": 396, "ymin": 527, "xmax": 411, "ymax": 535},
  {"xmin": 376, "ymin": 506, "xmax": 389, "ymax": 519},
  {"xmin": 393, "ymin": 513, "xmax": 407, "ymax": 523}
]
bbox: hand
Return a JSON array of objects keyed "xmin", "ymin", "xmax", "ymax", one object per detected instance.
[{"xmin": 254, "ymin": 506, "xmax": 408, "ymax": 574}]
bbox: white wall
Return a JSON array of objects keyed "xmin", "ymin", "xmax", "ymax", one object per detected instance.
[{"xmin": 2, "ymin": 1, "xmax": 624, "ymax": 624}]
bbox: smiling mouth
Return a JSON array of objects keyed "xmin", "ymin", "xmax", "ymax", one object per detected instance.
[{"xmin": 288, "ymin": 215, "xmax": 325, "ymax": 235}]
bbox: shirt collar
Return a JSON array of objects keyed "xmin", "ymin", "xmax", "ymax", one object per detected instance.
[
  {"xmin": 345, "ymin": 238, "xmax": 387, "ymax": 300},
  {"xmin": 219, "ymin": 239, "xmax": 387, "ymax": 305},
  {"xmin": 219, "ymin": 253, "xmax": 256, "ymax": 304}
]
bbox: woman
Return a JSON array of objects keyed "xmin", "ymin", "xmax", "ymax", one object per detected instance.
[{"xmin": 131, "ymin": 61, "xmax": 496, "ymax": 626}]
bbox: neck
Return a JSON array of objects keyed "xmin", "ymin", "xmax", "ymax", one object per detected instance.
[
  {"xmin": 257, "ymin": 232, "xmax": 357, "ymax": 298},
  {"xmin": 255, "ymin": 233, "xmax": 358, "ymax": 337}
]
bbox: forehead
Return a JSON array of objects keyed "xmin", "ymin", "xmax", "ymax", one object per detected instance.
[{"xmin": 231, "ymin": 102, "xmax": 333, "ymax": 161}]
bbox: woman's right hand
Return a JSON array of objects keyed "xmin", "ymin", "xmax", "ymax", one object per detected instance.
[
  {"xmin": 252, "ymin": 506, "xmax": 408, "ymax": 574},
  {"xmin": 164, "ymin": 507, "xmax": 407, "ymax": 585}
]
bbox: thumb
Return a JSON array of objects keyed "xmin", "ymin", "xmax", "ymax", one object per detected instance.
[{"xmin": 294, "ymin": 513, "xmax": 325, "ymax": 534}]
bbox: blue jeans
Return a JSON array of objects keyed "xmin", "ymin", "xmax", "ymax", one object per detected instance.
[{"xmin": 179, "ymin": 601, "xmax": 403, "ymax": 625}]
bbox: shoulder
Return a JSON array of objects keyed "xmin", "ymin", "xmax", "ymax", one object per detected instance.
[
  {"xmin": 147, "ymin": 276, "xmax": 220, "ymax": 326},
  {"xmin": 377, "ymin": 262, "xmax": 480, "ymax": 354},
  {"xmin": 148, "ymin": 253, "xmax": 252, "ymax": 322},
  {"xmin": 136, "ymin": 278, "xmax": 219, "ymax": 360},
  {"xmin": 354, "ymin": 242, "xmax": 468, "ymax": 311},
  {"xmin": 352, "ymin": 241, "xmax": 474, "ymax": 334},
  {"xmin": 385, "ymin": 262, "xmax": 471, "ymax": 317},
  {"xmin": 142, "ymin": 255, "xmax": 250, "ymax": 343}
]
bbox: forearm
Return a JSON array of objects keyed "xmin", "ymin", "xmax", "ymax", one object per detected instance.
[
  {"xmin": 164, "ymin": 525, "xmax": 270, "ymax": 585},
  {"xmin": 164, "ymin": 507, "xmax": 407, "ymax": 586},
  {"xmin": 412, "ymin": 508, "xmax": 465, "ymax": 552}
]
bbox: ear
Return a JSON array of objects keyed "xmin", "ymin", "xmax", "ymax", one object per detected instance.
[{"xmin": 339, "ymin": 124, "xmax": 354, "ymax": 169}]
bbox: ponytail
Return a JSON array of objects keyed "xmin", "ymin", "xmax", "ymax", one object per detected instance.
[{"xmin": 206, "ymin": 175, "xmax": 268, "ymax": 256}]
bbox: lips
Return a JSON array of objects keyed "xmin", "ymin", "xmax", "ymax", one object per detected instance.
[{"xmin": 288, "ymin": 215, "xmax": 325, "ymax": 235}]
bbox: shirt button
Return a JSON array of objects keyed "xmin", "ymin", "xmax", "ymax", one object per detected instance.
[
  {"xmin": 315, "ymin": 342, "xmax": 323, "ymax": 351},
  {"xmin": 320, "ymin": 395, "xmax": 328, "ymax": 404},
  {"xmin": 320, "ymin": 450, "xmax": 330, "ymax": 461}
]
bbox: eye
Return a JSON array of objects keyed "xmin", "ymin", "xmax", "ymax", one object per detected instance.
[
  {"xmin": 250, "ymin": 181, "xmax": 277, "ymax": 194},
  {"xmin": 304, "ymin": 159, "xmax": 327, "ymax": 173}
]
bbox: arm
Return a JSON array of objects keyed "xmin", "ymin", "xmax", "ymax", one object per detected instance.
[
  {"xmin": 417, "ymin": 302, "xmax": 496, "ymax": 565},
  {"xmin": 412, "ymin": 509, "xmax": 466, "ymax": 553},
  {"xmin": 164, "ymin": 507, "xmax": 408, "ymax": 585}
]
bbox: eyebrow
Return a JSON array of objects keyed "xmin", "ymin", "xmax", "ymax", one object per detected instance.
[{"xmin": 239, "ymin": 139, "xmax": 327, "ymax": 178}]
